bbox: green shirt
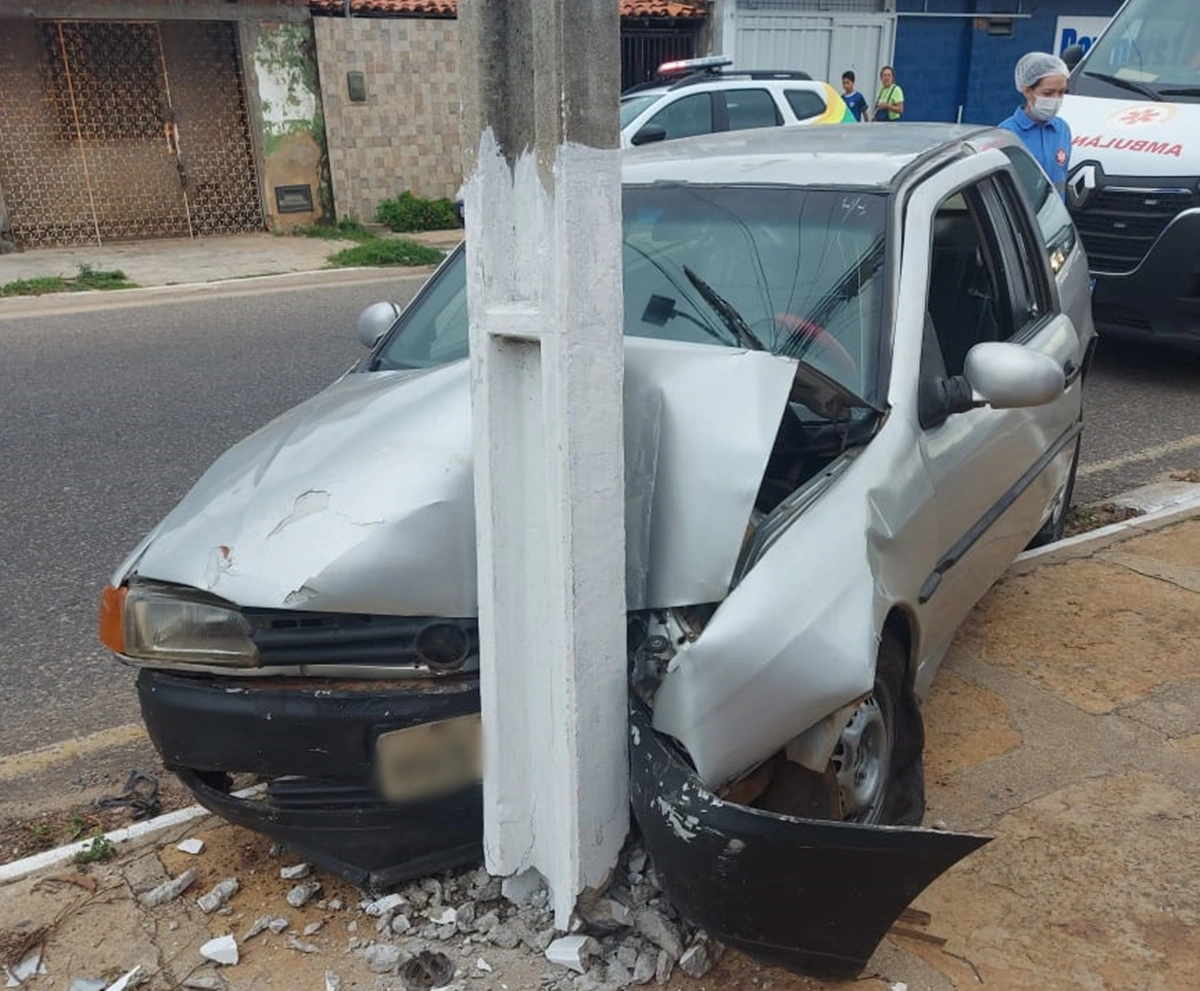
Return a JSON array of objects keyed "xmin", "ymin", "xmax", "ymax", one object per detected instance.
[{"xmin": 876, "ymin": 83, "xmax": 904, "ymax": 120}]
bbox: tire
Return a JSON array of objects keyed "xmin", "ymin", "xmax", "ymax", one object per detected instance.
[
  {"xmin": 830, "ymin": 630, "xmax": 925, "ymax": 826},
  {"xmin": 1029, "ymin": 430, "xmax": 1081, "ymax": 548}
]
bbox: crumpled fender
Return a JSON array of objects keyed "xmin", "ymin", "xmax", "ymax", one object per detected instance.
[{"xmin": 629, "ymin": 701, "xmax": 989, "ymax": 979}]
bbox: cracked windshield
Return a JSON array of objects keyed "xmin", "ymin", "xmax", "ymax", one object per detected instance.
[{"xmin": 374, "ymin": 185, "xmax": 886, "ymax": 401}]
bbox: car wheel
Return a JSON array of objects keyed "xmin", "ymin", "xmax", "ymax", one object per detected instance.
[
  {"xmin": 830, "ymin": 630, "xmax": 925, "ymax": 826},
  {"xmin": 1029, "ymin": 430, "xmax": 1081, "ymax": 548}
]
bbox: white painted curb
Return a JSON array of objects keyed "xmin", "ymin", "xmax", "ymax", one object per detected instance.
[{"xmin": 0, "ymin": 786, "xmax": 263, "ymax": 885}]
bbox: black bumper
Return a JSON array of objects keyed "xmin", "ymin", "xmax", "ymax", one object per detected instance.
[
  {"xmin": 1090, "ymin": 211, "xmax": 1200, "ymax": 349},
  {"xmin": 138, "ymin": 669, "xmax": 482, "ymax": 890},
  {"xmin": 629, "ymin": 701, "xmax": 989, "ymax": 979}
]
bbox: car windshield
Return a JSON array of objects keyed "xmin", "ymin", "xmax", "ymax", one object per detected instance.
[
  {"xmin": 620, "ymin": 94, "xmax": 662, "ymax": 129},
  {"xmin": 373, "ymin": 185, "xmax": 887, "ymax": 401},
  {"xmin": 1074, "ymin": 0, "xmax": 1200, "ymax": 97}
]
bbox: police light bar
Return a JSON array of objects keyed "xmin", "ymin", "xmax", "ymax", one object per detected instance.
[{"xmin": 657, "ymin": 55, "xmax": 733, "ymax": 76}]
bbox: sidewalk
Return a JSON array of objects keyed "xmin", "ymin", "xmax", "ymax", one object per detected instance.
[
  {"xmin": 0, "ymin": 229, "xmax": 464, "ymax": 291},
  {"xmin": 2, "ymin": 512, "xmax": 1197, "ymax": 991}
]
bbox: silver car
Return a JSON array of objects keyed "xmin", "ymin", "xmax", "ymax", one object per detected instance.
[{"xmin": 100, "ymin": 124, "xmax": 1094, "ymax": 977}]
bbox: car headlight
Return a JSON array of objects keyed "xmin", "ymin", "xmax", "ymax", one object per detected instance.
[{"xmin": 99, "ymin": 584, "xmax": 259, "ymax": 668}]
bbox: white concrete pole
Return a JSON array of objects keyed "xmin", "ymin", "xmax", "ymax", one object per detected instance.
[{"xmin": 459, "ymin": 0, "xmax": 628, "ymax": 927}]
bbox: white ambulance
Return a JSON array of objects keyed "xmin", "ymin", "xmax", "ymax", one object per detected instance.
[{"xmin": 1060, "ymin": 0, "xmax": 1200, "ymax": 349}]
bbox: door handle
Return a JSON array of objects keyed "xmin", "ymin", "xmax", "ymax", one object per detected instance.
[{"xmin": 1063, "ymin": 359, "xmax": 1081, "ymax": 388}]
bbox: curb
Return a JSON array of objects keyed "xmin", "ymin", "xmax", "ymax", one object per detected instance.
[
  {"xmin": 0, "ymin": 786, "xmax": 262, "ymax": 886},
  {"xmin": 1012, "ymin": 492, "xmax": 1200, "ymax": 574}
]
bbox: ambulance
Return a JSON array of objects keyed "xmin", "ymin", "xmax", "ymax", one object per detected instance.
[{"xmin": 1060, "ymin": 0, "xmax": 1200, "ymax": 349}]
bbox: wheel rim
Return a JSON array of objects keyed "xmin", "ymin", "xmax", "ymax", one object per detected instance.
[{"xmin": 831, "ymin": 683, "xmax": 895, "ymax": 823}]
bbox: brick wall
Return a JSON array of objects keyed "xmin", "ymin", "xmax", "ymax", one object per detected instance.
[{"xmin": 313, "ymin": 16, "xmax": 461, "ymax": 224}]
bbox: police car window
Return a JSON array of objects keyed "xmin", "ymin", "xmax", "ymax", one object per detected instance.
[
  {"xmin": 647, "ymin": 93, "xmax": 714, "ymax": 140},
  {"xmin": 723, "ymin": 89, "xmax": 781, "ymax": 131},
  {"xmin": 1000, "ymin": 146, "xmax": 1076, "ymax": 260},
  {"xmin": 784, "ymin": 89, "xmax": 826, "ymax": 121}
]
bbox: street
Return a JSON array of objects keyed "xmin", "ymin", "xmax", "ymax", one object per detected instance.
[{"xmin": 0, "ymin": 282, "xmax": 1198, "ymax": 762}]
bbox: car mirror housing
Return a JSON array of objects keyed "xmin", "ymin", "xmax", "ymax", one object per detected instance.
[
  {"xmin": 632, "ymin": 123, "xmax": 668, "ymax": 147},
  {"xmin": 1061, "ymin": 44, "xmax": 1084, "ymax": 71},
  {"xmin": 357, "ymin": 301, "xmax": 402, "ymax": 349},
  {"xmin": 964, "ymin": 342, "xmax": 1065, "ymax": 409}
]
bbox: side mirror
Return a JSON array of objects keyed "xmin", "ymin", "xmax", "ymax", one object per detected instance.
[
  {"xmin": 632, "ymin": 123, "xmax": 668, "ymax": 147},
  {"xmin": 357, "ymin": 301, "xmax": 402, "ymax": 349},
  {"xmin": 964, "ymin": 342, "xmax": 1065, "ymax": 409},
  {"xmin": 1061, "ymin": 44, "xmax": 1084, "ymax": 71}
]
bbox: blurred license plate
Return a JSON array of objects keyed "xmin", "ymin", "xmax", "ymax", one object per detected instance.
[{"xmin": 376, "ymin": 715, "xmax": 482, "ymax": 803}]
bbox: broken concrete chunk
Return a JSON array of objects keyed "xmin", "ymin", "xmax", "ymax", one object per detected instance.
[
  {"xmin": 580, "ymin": 897, "xmax": 633, "ymax": 932},
  {"xmin": 177, "ymin": 838, "xmax": 206, "ymax": 855},
  {"xmin": 473, "ymin": 910, "xmax": 499, "ymax": 935},
  {"xmin": 654, "ymin": 949, "xmax": 673, "ymax": 985},
  {"xmin": 328, "ymin": 898, "xmax": 343, "ymax": 911},
  {"xmin": 390, "ymin": 914, "xmax": 412, "ymax": 936},
  {"xmin": 268, "ymin": 842, "xmax": 283, "ymax": 857},
  {"xmin": 103, "ymin": 967, "xmax": 143, "ymax": 991},
  {"xmin": 429, "ymin": 906, "xmax": 458, "ymax": 926},
  {"xmin": 69, "ymin": 979, "xmax": 107, "ymax": 991},
  {"xmin": 627, "ymin": 848, "xmax": 647, "ymax": 876},
  {"xmin": 365, "ymin": 893, "xmax": 406, "ymax": 917},
  {"xmin": 475, "ymin": 958, "xmax": 493, "ymax": 973},
  {"xmin": 632, "ymin": 950, "xmax": 657, "ymax": 985},
  {"xmin": 199, "ymin": 935, "xmax": 239, "ymax": 967},
  {"xmin": 140, "ymin": 868, "xmax": 197, "ymax": 907},
  {"xmin": 324, "ymin": 971, "xmax": 341, "ymax": 991},
  {"xmin": 487, "ymin": 924, "xmax": 522, "ymax": 950},
  {"xmin": 529, "ymin": 928, "xmax": 557, "ymax": 954},
  {"xmin": 285, "ymin": 935, "xmax": 320, "ymax": 954},
  {"xmin": 616, "ymin": 945, "xmax": 639, "ymax": 969},
  {"xmin": 181, "ymin": 976, "xmax": 226, "ymax": 991},
  {"xmin": 678, "ymin": 935, "xmax": 722, "ymax": 979},
  {"xmin": 634, "ymin": 908, "xmax": 684, "ymax": 962},
  {"xmin": 197, "ymin": 878, "xmax": 239, "ymax": 914},
  {"xmin": 545, "ymin": 935, "xmax": 598, "ymax": 975},
  {"xmin": 268, "ymin": 917, "xmax": 290, "ymax": 934},
  {"xmin": 359, "ymin": 943, "xmax": 403, "ymax": 975},
  {"xmin": 303, "ymin": 920, "xmax": 325, "ymax": 937},
  {"xmin": 242, "ymin": 917, "xmax": 271, "ymax": 940},
  {"xmin": 435, "ymin": 923, "xmax": 459, "ymax": 941},
  {"xmin": 501, "ymin": 868, "xmax": 544, "ymax": 909},
  {"xmin": 280, "ymin": 863, "xmax": 312, "ymax": 880},
  {"xmin": 286, "ymin": 881, "xmax": 322, "ymax": 908}
]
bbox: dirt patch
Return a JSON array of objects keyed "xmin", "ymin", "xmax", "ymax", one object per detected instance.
[
  {"xmin": 1169, "ymin": 468, "xmax": 1200, "ymax": 483},
  {"xmin": 1063, "ymin": 502, "xmax": 1143, "ymax": 537},
  {"xmin": 922, "ymin": 670, "xmax": 1021, "ymax": 783}
]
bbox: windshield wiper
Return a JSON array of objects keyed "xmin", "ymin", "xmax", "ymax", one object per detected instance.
[
  {"xmin": 1081, "ymin": 71, "xmax": 1163, "ymax": 101},
  {"xmin": 682, "ymin": 266, "xmax": 766, "ymax": 351},
  {"xmin": 1156, "ymin": 86, "xmax": 1200, "ymax": 97}
]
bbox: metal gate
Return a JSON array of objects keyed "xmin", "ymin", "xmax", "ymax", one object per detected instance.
[
  {"xmin": 621, "ymin": 26, "xmax": 701, "ymax": 91},
  {"xmin": 0, "ymin": 19, "xmax": 264, "ymax": 248}
]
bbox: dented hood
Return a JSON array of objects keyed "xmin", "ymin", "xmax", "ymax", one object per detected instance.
[{"xmin": 120, "ymin": 337, "xmax": 798, "ymax": 615}]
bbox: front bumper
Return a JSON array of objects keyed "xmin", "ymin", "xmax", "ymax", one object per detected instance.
[
  {"xmin": 629, "ymin": 701, "xmax": 989, "ymax": 979},
  {"xmin": 1089, "ymin": 210, "xmax": 1200, "ymax": 349},
  {"xmin": 138, "ymin": 669, "xmax": 482, "ymax": 890}
]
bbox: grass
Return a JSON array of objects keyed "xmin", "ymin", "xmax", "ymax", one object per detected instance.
[
  {"xmin": 290, "ymin": 218, "xmax": 375, "ymax": 243},
  {"xmin": 72, "ymin": 833, "xmax": 116, "ymax": 865},
  {"xmin": 328, "ymin": 238, "xmax": 444, "ymax": 268},
  {"xmin": 0, "ymin": 264, "xmax": 137, "ymax": 298}
]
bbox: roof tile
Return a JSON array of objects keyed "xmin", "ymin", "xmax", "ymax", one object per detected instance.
[{"xmin": 310, "ymin": 0, "xmax": 707, "ymax": 18}]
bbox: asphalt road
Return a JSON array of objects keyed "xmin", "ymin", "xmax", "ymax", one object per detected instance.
[{"xmin": 1, "ymin": 284, "xmax": 1198, "ymax": 760}]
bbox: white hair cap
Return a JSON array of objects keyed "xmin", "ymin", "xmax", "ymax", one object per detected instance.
[{"xmin": 1015, "ymin": 51, "xmax": 1070, "ymax": 91}]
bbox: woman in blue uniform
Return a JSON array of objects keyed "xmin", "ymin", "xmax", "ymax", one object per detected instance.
[{"xmin": 999, "ymin": 52, "xmax": 1072, "ymax": 198}]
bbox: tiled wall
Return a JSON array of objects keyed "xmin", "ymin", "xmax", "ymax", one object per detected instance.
[{"xmin": 314, "ymin": 16, "xmax": 461, "ymax": 223}]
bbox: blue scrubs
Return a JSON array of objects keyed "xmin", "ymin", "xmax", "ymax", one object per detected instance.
[{"xmin": 999, "ymin": 106, "xmax": 1073, "ymax": 197}]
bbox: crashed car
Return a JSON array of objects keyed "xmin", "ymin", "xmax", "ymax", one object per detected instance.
[{"xmin": 100, "ymin": 124, "xmax": 1095, "ymax": 977}]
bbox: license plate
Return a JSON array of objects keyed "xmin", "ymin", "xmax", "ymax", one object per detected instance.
[{"xmin": 376, "ymin": 715, "xmax": 482, "ymax": 804}]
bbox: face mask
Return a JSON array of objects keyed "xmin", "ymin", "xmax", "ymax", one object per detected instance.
[{"xmin": 1030, "ymin": 96, "xmax": 1063, "ymax": 121}]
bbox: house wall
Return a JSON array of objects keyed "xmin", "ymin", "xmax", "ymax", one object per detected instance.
[{"xmin": 314, "ymin": 16, "xmax": 461, "ymax": 224}]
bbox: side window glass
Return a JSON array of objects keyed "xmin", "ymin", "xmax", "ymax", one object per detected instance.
[
  {"xmin": 784, "ymin": 89, "xmax": 826, "ymax": 121},
  {"xmin": 647, "ymin": 93, "xmax": 714, "ymax": 140},
  {"xmin": 1000, "ymin": 146, "xmax": 1076, "ymax": 261},
  {"xmin": 986, "ymin": 173, "xmax": 1054, "ymax": 335},
  {"xmin": 924, "ymin": 186, "xmax": 1013, "ymax": 377},
  {"xmin": 723, "ymin": 88, "xmax": 781, "ymax": 131}
]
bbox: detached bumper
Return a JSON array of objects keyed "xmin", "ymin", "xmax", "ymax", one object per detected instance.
[
  {"xmin": 629, "ymin": 701, "xmax": 989, "ymax": 979},
  {"xmin": 138, "ymin": 669, "xmax": 482, "ymax": 890}
]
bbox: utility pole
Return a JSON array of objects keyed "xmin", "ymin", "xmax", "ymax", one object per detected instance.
[{"xmin": 459, "ymin": 0, "xmax": 628, "ymax": 927}]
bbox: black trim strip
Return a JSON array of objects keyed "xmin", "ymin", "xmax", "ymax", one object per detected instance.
[{"xmin": 919, "ymin": 420, "xmax": 1084, "ymax": 604}]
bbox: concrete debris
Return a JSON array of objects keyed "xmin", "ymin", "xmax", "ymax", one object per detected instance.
[
  {"xmin": 177, "ymin": 838, "xmax": 206, "ymax": 855},
  {"xmin": 626, "ymin": 849, "xmax": 647, "ymax": 876},
  {"xmin": 199, "ymin": 935, "xmax": 239, "ymax": 967},
  {"xmin": 501, "ymin": 868, "xmax": 544, "ymax": 909},
  {"xmin": 285, "ymin": 936, "xmax": 321, "ymax": 954},
  {"xmin": 68, "ymin": 979, "xmax": 106, "ymax": 991},
  {"xmin": 181, "ymin": 977, "xmax": 226, "ymax": 991},
  {"xmin": 324, "ymin": 971, "xmax": 341, "ymax": 991},
  {"xmin": 633, "ymin": 909, "xmax": 684, "ymax": 962},
  {"xmin": 359, "ymin": 943, "xmax": 404, "ymax": 974},
  {"xmin": 139, "ymin": 868, "xmax": 197, "ymax": 907},
  {"xmin": 632, "ymin": 950, "xmax": 657, "ymax": 985},
  {"xmin": 579, "ymin": 897, "xmax": 633, "ymax": 932},
  {"xmin": 429, "ymin": 907, "xmax": 458, "ymax": 927},
  {"xmin": 365, "ymin": 893, "xmax": 406, "ymax": 917},
  {"xmin": 544, "ymin": 935, "xmax": 598, "ymax": 975},
  {"xmin": 280, "ymin": 863, "xmax": 312, "ymax": 880},
  {"xmin": 678, "ymin": 934, "xmax": 723, "ymax": 979},
  {"xmin": 287, "ymin": 881, "xmax": 322, "ymax": 908},
  {"xmin": 269, "ymin": 917, "xmax": 290, "ymax": 934},
  {"xmin": 268, "ymin": 842, "xmax": 283, "ymax": 857},
  {"xmin": 376, "ymin": 914, "xmax": 395, "ymax": 935},
  {"xmin": 197, "ymin": 878, "xmax": 239, "ymax": 914},
  {"xmin": 654, "ymin": 950, "xmax": 673, "ymax": 985},
  {"xmin": 889, "ymin": 984, "xmax": 909, "ymax": 991},
  {"xmin": 391, "ymin": 914, "xmax": 413, "ymax": 936},
  {"xmin": 329, "ymin": 899, "xmax": 344, "ymax": 911},
  {"xmin": 931, "ymin": 820, "xmax": 948, "ymax": 831},
  {"xmin": 473, "ymin": 876, "xmax": 503, "ymax": 902},
  {"xmin": 303, "ymin": 920, "xmax": 325, "ymax": 937},
  {"xmin": 529, "ymin": 929, "xmax": 556, "ymax": 954},
  {"xmin": 606, "ymin": 959, "xmax": 633, "ymax": 987},
  {"xmin": 475, "ymin": 959, "xmax": 492, "ymax": 973},
  {"xmin": 455, "ymin": 902, "xmax": 476, "ymax": 930},
  {"xmin": 103, "ymin": 967, "xmax": 142, "ymax": 991},
  {"xmin": 436, "ymin": 923, "xmax": 459, "ymax": 941},
  {"xmin": 616, "ymin": 945, "xmax": 638, "ymax": 969},
  {"xmin": 473, "ymin": 911, "xmax": 499, "ymax": 935},
  {"xmin": 487, "ymin": 924, "xmax": 521, "ymax": 950},
  {"xmin": 242, "ymin": 917, "xmax": 271, "ymax": 940},
  {"xmin": 347, "ymin": 921, "xmax": 358, "ymax": 934}
]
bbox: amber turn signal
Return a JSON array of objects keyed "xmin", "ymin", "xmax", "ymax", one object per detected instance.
[{"xmin": 99, "ymin": 584, "xmax": 127, "ymax": 653}]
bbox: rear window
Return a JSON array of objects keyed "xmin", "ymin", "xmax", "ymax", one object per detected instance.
[
  {"xmin": 723, "ymin": 88, "xmax": 781, "ymax": 131},
  {"xmin": 785, "ymin": 89, "xmax": 827, "ymax": 120}
]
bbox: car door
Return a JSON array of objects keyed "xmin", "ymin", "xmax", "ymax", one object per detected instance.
[
  {"xmin": 716, "ymin": 87, "xmax": 782, "ymax": 133},
  {"xmin": 639, "ymin": 92, "xmax": 716, "ymax": 142},
  {"xmin": 913, "ymin": 167, "xmax": 1081, "ymax": 664}
]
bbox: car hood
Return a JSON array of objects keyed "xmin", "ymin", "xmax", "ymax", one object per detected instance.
[{"xmin": 117, "ymin": 337, "xmax": 867, "ymax": 615}]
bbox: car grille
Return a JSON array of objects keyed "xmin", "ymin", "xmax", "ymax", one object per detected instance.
[
  {"xmin": 1071, "ymin": 186, "xmax": 1195, "ymax": 274},
  {"xmin": 243, "ymin": 608, "xmax": 479, "ymax": 669}
]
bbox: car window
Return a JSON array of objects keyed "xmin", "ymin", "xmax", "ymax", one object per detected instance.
[
  {"xmin": 983, "ymin": 174, "xmax": 1054, "ymax": 339},
  {"xmin": 620, "ymin": 94, "xmax": 661, "ymax": 130},
  {"xmin": 646, "ymin": 93, "xmax": 714, "ymax": 140},
  {"xmin": 722, "ymin": 88, "xmax": 782, "ymax": 131},
  {"xmin": 784, "ymin": 89, "xmax": 826, "ymax": 121},
  {"xmin": 375, "ymin": 186, "xmax": 889, "ymax": 405},
  {"xmin": 924, "ymin": 182, "xmax": 1014, "ymax": 377},
  {"xmin": 1000, "ymin": 146, "xmax": 1076, "ymax": 262}
]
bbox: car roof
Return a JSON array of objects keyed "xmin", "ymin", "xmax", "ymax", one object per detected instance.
[{"xmin": 621, "ymin": 123, "xmax": 999, "ymax": 189}]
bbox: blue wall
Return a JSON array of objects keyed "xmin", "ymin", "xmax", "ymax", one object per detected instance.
[{"xmin": 893, "ymin": 0, "xmax": 1122, "ymax": 126}]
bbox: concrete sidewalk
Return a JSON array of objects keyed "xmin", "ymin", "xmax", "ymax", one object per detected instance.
[
  {"xmin": 0, "ymin": 229, "xmax": 464, "ymax": 291},
  {"xmin": 1, "ymin": 512, "xmax": 1196, "ymax": 991}
]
